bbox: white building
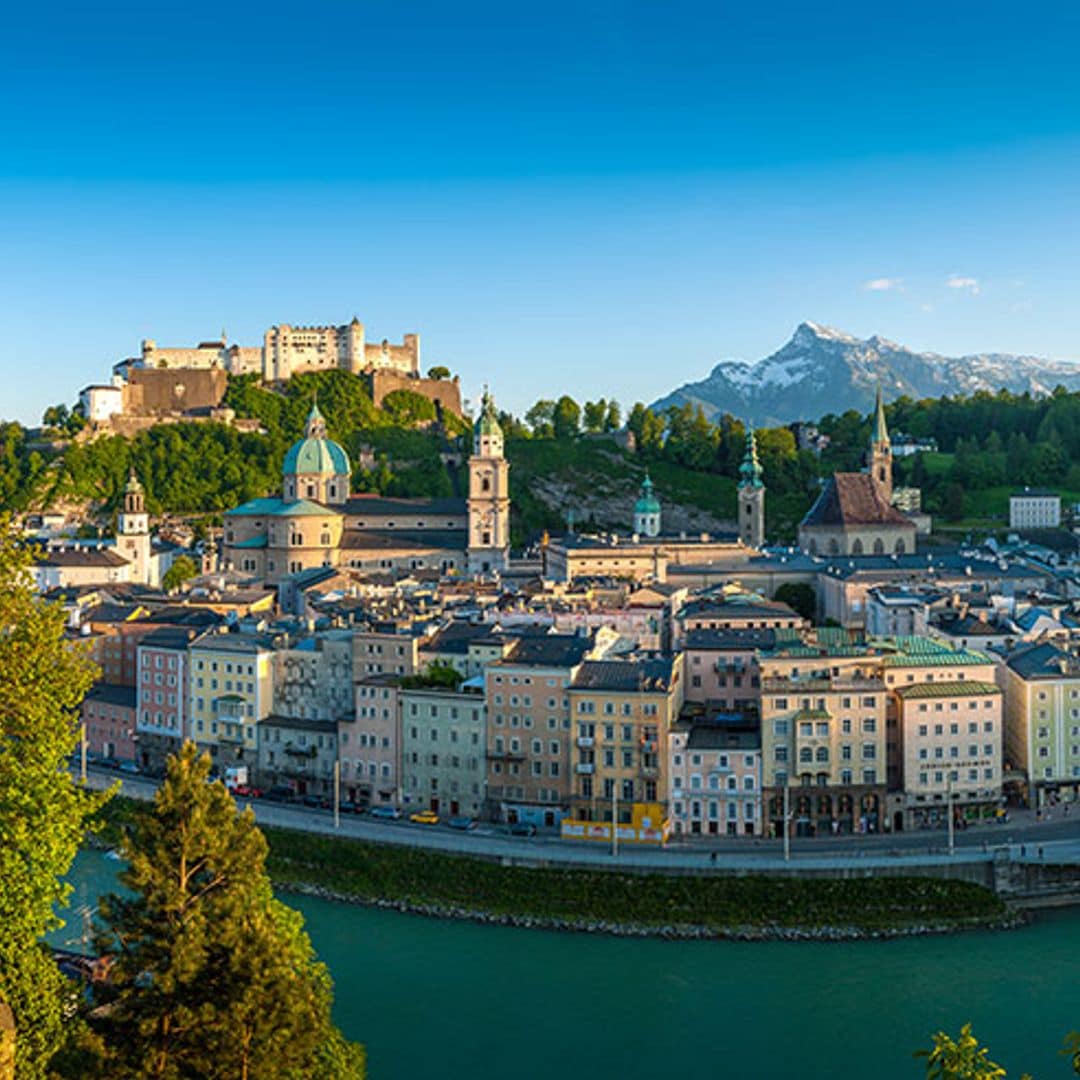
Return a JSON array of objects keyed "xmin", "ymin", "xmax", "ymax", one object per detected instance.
[
  {"xmin": 1010, "ymin": 488, "xmax": 1061, "ymax": 530},
  {"xmin": 79, "ymin": 383, "xmax": 125, "ymax": 423}
]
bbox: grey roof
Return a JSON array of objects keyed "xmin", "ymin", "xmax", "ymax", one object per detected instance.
[
  {"xmin": 683, "ymin": 627, "xmax": 780, "ymax": 651},
  {"xmin": 1005, "ymin": 641, "xmax": 1080, "ymax": 680},
  {"xmin": 342, "ymin": 496, "xmax": 467, "ymax": 518},
  {"xmin": 39, "ymin": 549, "xmax": 129, "ymax": 568},
  {"xmin": 136, "ymin": 627, "xmax": 201, "ymax": 650},
  {"xmin": 572, "ymin": 657, "xmax": 676, "ymax": 693},
  {"xmin": 84, "ymin": 683, "xmax": 137, "ymax": 710},
  {"xmin": 340, "ymin": 528, "xmax": 466, "ymax": 552},
  {"xmin": 685, "ymin": 724, "xmax": 761, "ymax": 752},
  {"xmin": 501, "ymin": 634, "xmax": 592, "ymax": 669}
]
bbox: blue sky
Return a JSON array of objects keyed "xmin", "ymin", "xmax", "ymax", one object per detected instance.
[{"xmin": 2, "ymin": 0, "xmax": 1080, "ymax": 423}]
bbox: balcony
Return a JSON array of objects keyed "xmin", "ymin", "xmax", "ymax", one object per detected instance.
[
  {"xmin": 487, "ymin": 749, "xmax": 525, "ymax": 762},
  {"xmin": 576, "ymin": 736, "xmax": 595, "ymax": 749},
  {"xmin": 639, "ymin": 739, "xmax": 658, "ymax": 753},
  {"xmin": 575, "ymin": 763, "xmax": 595, "ymax": 775},
  {"xmin": 639, "ymin": 765, "xmax": 659, "ymax": 779}
]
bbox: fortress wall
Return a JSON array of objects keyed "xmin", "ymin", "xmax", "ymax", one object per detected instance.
[{"xmin": 370, "ymin": 370, "xmax": 462, "ymax": 416}]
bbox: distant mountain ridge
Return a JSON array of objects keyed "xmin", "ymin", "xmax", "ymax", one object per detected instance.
[{"xmin": 651, "ymin": 322, "xmax": 1080, "ymax": 427}]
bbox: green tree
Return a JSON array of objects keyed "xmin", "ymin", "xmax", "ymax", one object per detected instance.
[
  {"xmin": 917, "ymin": 1024, "xmax": 1012, "ymax": 1079},
  {"xmin": 88, "ymin": 743, "xmax": 364, "ymax": 1079},
  {"xmin": 773, "ymin": 582, "xmax": 816, "ymax": 621},
  {"xmin": 603, "ymin": 400, "xmax": 621, "ymax": 432},
  {"xmin": 552, "ymin": 396, "xmax": 582, "ymax": 440},
  {"xmin": 427, "ymin": 365, "xmax": 451, "ymax": 380},
  {"xmin": 524, "ymin": 399, "xmax": 555, "ymax": 438},
  {"xmin": 583, "ymin": 399, "xmax": 607, "ymax": 433},
  {"xmin": 0, "ymin": 519, "xmax": 104, "ymax": 1079},
  {"xmin": 161, "ymin": 555, "xmax": 199, "ymax": 593},
  {"xmin": 943, "ymin": 482, "xmax": 966, "ymax": 521}
]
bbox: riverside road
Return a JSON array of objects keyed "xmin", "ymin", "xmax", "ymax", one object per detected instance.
[{"xmin": 84, "ymin": 765, "xmax": 1080, "ymax": 872}]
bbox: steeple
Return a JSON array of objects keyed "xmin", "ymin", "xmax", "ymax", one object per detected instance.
[
  {"xmin": 868, "ymin": 383, "xmax": 893, "ymax": 502},
  {"xmin": 737, "ymin": 425, "xmax": 765, "ymax": 548},
  {"xmin": 305, "ymin": 396, "xmax": 327, "ymax": 440},
  {"xmin": 633, "ymin": 472, "xmax": 661, "ymax": 537},
  {"xmin": 872, "ymin": 382, "xmax": 889, "ymax": 447},
  {"xmin": 738, "ymin": 426, "xmax": 764, "ymax": 489}
]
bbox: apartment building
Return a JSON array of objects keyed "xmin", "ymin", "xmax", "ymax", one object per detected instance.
[
  {"xmin": 135, "ymin": 626, "xmax": 198, "ymax": 772},
  {"xmin": 352, "ymin": 621, "xmax": 427, "ymax": 679},
  {"xmin": 188, "ymin": 632, "xmax": 274, "ymax": 766},
  {"xmin": 1000, "ymin": 642, "xmax": 1080, "ymax": 807},
  {"xmin": 485, "ymin": 634, "xmax": 593, "ymax": 828},
  {"xmin": 272, "ymin": 631, "xmax": 354, "ymax": 723},
  {"xmin": 669, "ymin": 715, "xmax": 762, "ymax": 836},
  {"xmin": 343, "ymin": 673, "xmax": 401, "ymax": 808},
  {"xmin": 682, "ymin": 628, "xmax": 776, "ymax": 708},
  {"xmin": 567, "ymin": 656, "xmax": 683, "ymax": 825},
  {"xmin": 81, "ymin": 683, "xmax": 137, "ymax": 765},
  {"xmin": 759, "ymin": 633, "xmax": 888, "ymax": 836},
  {"xmin": 400, "ymin": 682, "xmax": 486, "ymax": 817}
]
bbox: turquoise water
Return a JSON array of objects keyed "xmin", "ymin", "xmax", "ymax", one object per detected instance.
[{"xmin": 62, "ymin": 851, "xmax": 1080, "ymax": 1079}]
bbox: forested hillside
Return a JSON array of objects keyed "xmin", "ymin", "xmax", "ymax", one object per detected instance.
[{"xmin": 5, "ymin": 378, "xmax": 1080, "ymax": 544}]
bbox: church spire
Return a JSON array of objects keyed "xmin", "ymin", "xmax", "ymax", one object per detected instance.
[
  {"xmin": 872, "ymin": 383, "xmax": 889, "ymax": 447},
  {"xmin": 738, "ymin": 426, "xmax": 763, "ymax": 489}
]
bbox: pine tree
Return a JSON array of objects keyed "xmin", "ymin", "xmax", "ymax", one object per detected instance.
[
  {"xmin": 0, "ymin": 517, "xmax": 103, "ymax": 1079},
  {"xmin": 90, "ymin": 743, "xmax": 365, "ymax": 1079}
]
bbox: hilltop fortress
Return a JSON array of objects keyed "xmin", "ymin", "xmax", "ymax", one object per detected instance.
[
  {"xmin": 80, "ymin": 317, "xmax": 460, "ymax": 431},
  {"xmin": 114, "ymin": 317, "xmax": 420, "ymax": 382}
]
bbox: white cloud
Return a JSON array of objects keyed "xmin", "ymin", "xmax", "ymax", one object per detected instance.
[
  {"xmin": 863, "ymin": 277, "xmax": 902, "ymax": 291},
  {"xmin": 946, "ymin": 275, "xmax": 981, "ymax": 295}
]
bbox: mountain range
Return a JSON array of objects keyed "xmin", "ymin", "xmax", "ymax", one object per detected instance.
[{"xmin": 651, "ymin": 322, "xmax": 1080, "ymax": 427}]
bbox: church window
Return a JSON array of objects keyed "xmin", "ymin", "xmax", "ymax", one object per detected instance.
[
  {"xmin": 483, "ymin": 531, "xmax": 491, "ymax": 545},
  {"xmin": 851, "ymin": 539, "xmax": 863, "ymax": 555},
  {"xmin": 873, "ymin": 539, "xmax": 885, "ymax": 555},
  {"xmin": 482, "ymin": 476, "xmax": 491, "ymax": 492},
  {"xmin": 895, "ymin": 539, "xmax": 906, "ymax": 554},
  {"xmin": 827, "ymin": 539, "xmax": 839, "ymax": 556}
]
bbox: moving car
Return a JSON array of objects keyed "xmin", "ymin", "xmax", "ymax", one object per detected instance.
[
  {"xmin": 409, "ymin": 809, "xmax": 440, "ymax": 825},
  {"xmin": 368, "ymin": 806, "xmax": 402, "ymax": 820},
  {"xmin": 447, "ymin": 816, "xmax": 477, "ymax": 831}
]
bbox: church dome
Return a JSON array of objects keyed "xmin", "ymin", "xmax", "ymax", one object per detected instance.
[
  {"xmin": 283, "ymin": 402, "xmax": 351, "ymax": 477},
  {"xmin": 634, "ymin": 473, "xmax": 661, "ymax": 515}
]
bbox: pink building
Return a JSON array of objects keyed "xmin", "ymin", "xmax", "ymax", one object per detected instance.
[
  {"xmin": 82, "ymin": 684, "xmax": 138, "ymax": 765},
  {"xmin": 682, "ymin": 628, "xmax": 778, "ymax": 709},
  {"xmin": 669, "ymin": 718, "xmax": 763, "ymax": 837},
  {"xmin": 136, "ymin": 627, "xmax": 197, "ymax": 772},
  {"xmin": 342, "ymin": 674, "xmax": 401, "ymax": 807}
]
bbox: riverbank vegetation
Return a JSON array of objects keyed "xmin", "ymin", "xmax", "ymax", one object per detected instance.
[{"xmin": 91, "ymin": 798, "xmax": 1008, "ymax": 937}]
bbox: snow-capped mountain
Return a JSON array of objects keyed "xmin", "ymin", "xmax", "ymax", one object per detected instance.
[{"xmin": 650, "ymin": 322, "xmax": 1080, "ymax": 426}]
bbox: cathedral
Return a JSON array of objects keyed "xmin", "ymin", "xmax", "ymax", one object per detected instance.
[
  {"xmin": 223, "ymin": 393, "xmax": 509, "ymax": 583},
  {"xmin": 798, "ymin": 387, "xmax": 917, "ymax": 557}
]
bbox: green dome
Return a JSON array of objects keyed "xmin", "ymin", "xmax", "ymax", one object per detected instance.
[
  {"xmin": 634, "ymin": 473, "xmax": 661, "ymax": 514},
  {"xmin": 475, "ymin": 390, "xmax": 503, "ymax": 440},
  {"xmin": 283, "ymin": 402, "xmax": 351, "ymax": 477}
]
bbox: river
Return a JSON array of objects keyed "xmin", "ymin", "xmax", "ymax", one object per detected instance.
[{"xmin": 59, "ymin": 850, "xmax": 1080, "ymax": 1079}]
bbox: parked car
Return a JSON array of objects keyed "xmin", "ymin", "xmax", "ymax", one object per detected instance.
[
  {"xmin": 368, "ymin": 806, "xmax": 402, "ymax": 820},
  {"xmin": 233, "ymin": 784, "xmax": 264, "ymax": 799},
  {"xmin": 409, "ymin": 809, "xmax": 440, "ymax": 825},
  {"xmin": 447, "ymin": 816, "xmax": 477, "ymax": 831},
  {"xmin": 508, "ymin": 822, "xmax": 537, "ymax": 837},
  {"xmin": 264, "ymin": 785, "xmax": 295, "ymax": 802},
  {"xmin": 118, "ymin": 761, "xmax": 140, "ymax": 775},
  {"xmin": 337, "ymin": 800, "xmax": 358, "ymax": 814},
  {"xmin": 301, "ymin": 794, "xmax": 329, "ymax": 810}
]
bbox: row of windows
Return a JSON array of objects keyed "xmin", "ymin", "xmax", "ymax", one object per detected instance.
[
  {"xmin": 772, "ymin": 769, "xmax": 878, "ymax": 787},
  {"xmin": 917, "ymin": 769, "xmax": 996, "ymax": 785},
  {"xmin": 675, "ymin": 800, "xmax": 757, "ymax": 821},
  {"xmin": 675, "ymin": 774, "xmax": 756, "ymax": 792},
  {"xmin": 917, "ymin": 721, "xmax": 995, "ymax": 736},
  {"xmin": 917, "ymin": 744, "xmax": 994, "ymax": 760},
  {"xmin": 492, "ymin": 714, "xmax": 572, "ymax": 731},
  {"xmin": 194, "ymin": 659, "xmax": 257, "ymax": 676}
]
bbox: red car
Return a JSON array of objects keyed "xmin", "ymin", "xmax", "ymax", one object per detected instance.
[{"xmin": 232, "ymin": 784, "xmax": 264, "ymax": 799}]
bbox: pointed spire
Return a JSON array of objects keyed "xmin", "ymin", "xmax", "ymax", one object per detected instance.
[
  {"xmin": 873, "ymin": 382, "xmax": 889, "ymax": 446},
  {"xmin": 306, "ymin": 392, "xmax": 326, "ymax": 438},
  {"xmin": 738, "ymin": 425, "xmax": 763, "ymax": 489}
]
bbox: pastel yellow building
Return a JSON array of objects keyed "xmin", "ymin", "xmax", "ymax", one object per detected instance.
[{"xmin": 188, "ymin": 632, "xmax": 274, "ymax": 766}]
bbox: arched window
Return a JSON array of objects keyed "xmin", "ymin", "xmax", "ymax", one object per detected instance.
[
  {"xmin": 807, "ymin": 539, "xmax": 817, "ymax": 555},
  {"xmin": 873, "ymin": 538, "xmax": 885, "ymax": 555},
  {"xmin": 851, "ymin": 539, "xmax": 864, "ymax": 555},
  {"xmin": 481, "ymin": 476, "xmax": 491, "ymax": 492},
  {"xmin": 895, "ymin": 539, "xmax": 906, "ymax": 554},
  {"xmin": 827, "ymin": 538, "xmax": 839, "ymax": 556}
]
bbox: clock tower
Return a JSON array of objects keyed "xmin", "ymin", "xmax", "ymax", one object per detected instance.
[{"xmin": 467, "ymin": 389, "xmax": 510, "ymax": 575}]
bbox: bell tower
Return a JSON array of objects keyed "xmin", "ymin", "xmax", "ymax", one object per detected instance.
[
  {"xmin": 868, "ymin": 383, "xmax": 893, "ymax": 503},
  {"xmin": 117, "ymin": 469, "xmax": 152, "ymax": 585},
  {"xmin": 737, "ymin": 426, "xmax": 766, "ymax": 548},
  {"xmin": 467, "ymin": 389, "xmax": 511, "ymax": 575}
]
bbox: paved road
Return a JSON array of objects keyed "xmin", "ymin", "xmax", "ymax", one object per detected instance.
[{"xmin": 82, "ymin": 766, "xmax": 1080, "ymax": 872}]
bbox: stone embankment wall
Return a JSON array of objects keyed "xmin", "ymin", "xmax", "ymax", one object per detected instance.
[{"xmin": 369, "ymin": 370, "xmax": 462, "ymax": 416}]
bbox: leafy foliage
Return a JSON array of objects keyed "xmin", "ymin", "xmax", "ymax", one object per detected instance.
[
  {"xmin": 161, "ymin": 555, "xmax": 199, "ymax": 592},
  {"xmin": 0, "ymin": 520, "xmax": 105, "ymax": 1078},
  {"xmin": 82, "ymin": 744, "xmax": 364, "ymax": 1079}
]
